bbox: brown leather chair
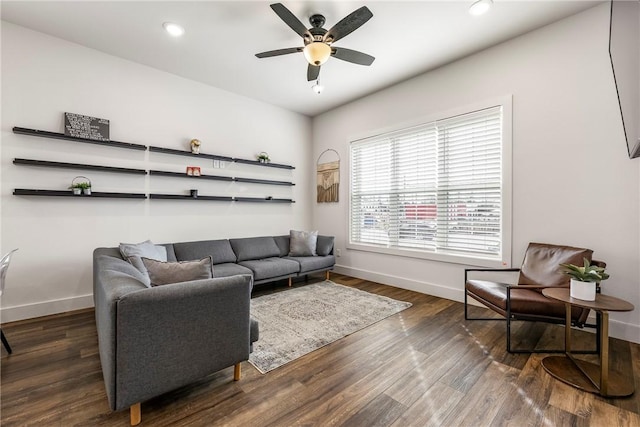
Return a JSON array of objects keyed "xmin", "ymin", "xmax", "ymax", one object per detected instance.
[{"xmin": 464, "ymin": 242, "xmax": 602, "ymax": 353}]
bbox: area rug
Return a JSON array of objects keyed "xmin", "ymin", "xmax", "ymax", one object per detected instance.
[{"xmin": 248, "ymin": 280, "xmax": 411, "ymax": 374}]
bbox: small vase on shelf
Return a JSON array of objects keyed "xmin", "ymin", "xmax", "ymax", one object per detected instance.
[{"xmin": 190, "ymin": 139, "xmax": 201, "ymax": 154}]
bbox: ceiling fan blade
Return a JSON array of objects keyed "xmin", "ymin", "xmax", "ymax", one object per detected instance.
[
  {"xmin": 323, "ymin": 6, "xmax": 373, "ymax": 44},
  {"xmin": 255, "ymin": 47, "xmax": 302, "ymax": 58},
  {"xmin": 270, "ymin": 3, "xmax": 312, "ymax": 40},
  {"xmin": 331, "ymin": 47, "xmax": 375, "ymax": 66},
  {"xmin": 307, "ymin": 64, "xmax": 321, "ymax": 81}
]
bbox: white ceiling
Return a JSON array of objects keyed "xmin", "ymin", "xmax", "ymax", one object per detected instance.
[{"xmin": 1, "ymin": 1, "xmax": 603, "ymax": 117}]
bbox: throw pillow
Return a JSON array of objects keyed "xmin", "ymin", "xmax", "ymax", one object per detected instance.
[
  {"xmin": 119, "ymin": 240, "xmax": 168, "ymax": 275},
  {"xmin": 289, "ymin": 230, "xmax": 318, "ymax": 257},
  {"xmin": 141, "ymin": 256, "xmax": 213, "ymax": 287},
  {"xmin": 316, "ymin": 235, "xmax": 335, "ymax": 256}
]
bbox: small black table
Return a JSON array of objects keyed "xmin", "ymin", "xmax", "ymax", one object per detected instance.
[{"xmin": 541, "ymin": 288, "xmax": 634, "ymax": 397}]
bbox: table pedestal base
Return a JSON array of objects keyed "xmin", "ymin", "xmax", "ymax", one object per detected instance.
[{"xmin": 542, "ymin": 356, "xmax": 634, "ymax": 397}]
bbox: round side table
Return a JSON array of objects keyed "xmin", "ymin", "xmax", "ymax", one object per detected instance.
[{"xmin": 541, "ymin": 288, "xmax": 634, "ymax": 397}]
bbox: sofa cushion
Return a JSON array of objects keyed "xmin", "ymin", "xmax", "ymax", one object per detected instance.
[
  {"xmin": 230, "ymin": 237, "xmax": 280, "ymax": 262},
  {"xmin": 273, "ymin": 235, "xmax": 290, "ymax": 257},
  {"xmin": 119, "ymin": 240, "xmax": 167, "ymax": 276},
  {"xmin": 160, "ymin": 244, "xmax": 178, "ymax": 262},
  {"xmin": 97, "ymin": 254, "xmax": 151, "ymax": 288},
  {"xmin": 238, "ymin": 257, "xmax": 300, "ymax": 281},
  {"xmin": 286, "ymin": 255, "xmax": 335, "ymax": 274},
  {"xmin": 289, "ymin": 230, "xmax": 318, "ymax": 256},
  {"xmin": 316, "ymin": 236, "xmax": 335, "ymax": 256},
  {"xmin": 173, "ymin": 239, "xmax": 236, "ymax": 264},
  {"xmin": 212, "ymin": 263, "xmax": 253, "ymax": 278},
  {"xmin": 141, "ymin": 256, "xmax": 213, "ymax": 287}
]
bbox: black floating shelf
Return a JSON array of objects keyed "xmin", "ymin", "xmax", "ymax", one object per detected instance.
[
  {"xmin": 235, "ymin": 177, "xmax": 295, "ymax": 186},
  {"xmin": 234, "ymin": 197, "xmax": 295, "ymax": 203},
  {"xmin": 13, "ymin": 189, "xmax": 147, "ymax": 199},
  {"xmin": 13, "ymin": 127, "xmax": 147, "ymax": 151},
  {"xmin": 149, "ymin": 146, "xmax": 233, "ymax": 162},
  {"xmin": 149, "ymin": 170, "xmax": 233, "ymax": 182},
  {"xmin": 14, "ymin": 158, "xmax": 147, "ymax": 175},
  {"xmin": 150, "ymin": 194, "xmax": 233, "ymax": 202},
  {"xmin": 233, "ymin": 159, "xmax": 295, "ymax": 170}
]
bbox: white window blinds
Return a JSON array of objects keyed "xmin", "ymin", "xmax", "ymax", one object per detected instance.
[{"xmin": 350, "ymin": 105, "xmax": 504, "ymax": 260}]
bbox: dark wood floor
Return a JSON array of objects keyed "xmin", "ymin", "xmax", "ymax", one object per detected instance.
[{"xmin": 1, "ymin": 274, "xmax": 639, "ymax": 426}]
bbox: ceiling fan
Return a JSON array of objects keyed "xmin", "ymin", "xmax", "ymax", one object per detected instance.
[{"xmin": 255, "ymin": 3, "xmax": 375, "ymax": 82}]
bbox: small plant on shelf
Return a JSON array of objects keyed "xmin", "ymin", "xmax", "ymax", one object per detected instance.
[
  {"xmin": 69, "ymin": 176, "xmax": 92, "ymax": 195},
  {"xmin": 257, "ymin": 152, "xmax": 270, "ymax": 163}
]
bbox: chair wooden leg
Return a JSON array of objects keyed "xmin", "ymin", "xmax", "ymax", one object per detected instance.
[
  {"xmin": 288, "ymin": 277, "xmax": 292, "ymax": 287},
  {"xmin": 130, "ymin": 403, "xmax": 141, "ymax": 426},
  {"xmin": 325, "ymin": 271, "xmax": 330, "ymax": 280},
  {"xmin": 234, "ymin": 363, "xmax": 241, "ymax": 381}
]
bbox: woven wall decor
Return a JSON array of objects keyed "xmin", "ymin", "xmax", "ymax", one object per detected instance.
[{"xmin": 316, "ymin": 149, "xmax": 340, "ymax": 203}]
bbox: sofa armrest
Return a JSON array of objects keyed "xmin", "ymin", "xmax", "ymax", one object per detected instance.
[{"xmin": 113, "ymin": 274, "xmax": 252, "ymax": 411}]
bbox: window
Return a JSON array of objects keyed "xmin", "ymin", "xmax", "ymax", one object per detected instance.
[{"xmin": 349, "ymin": 101, "xmax": 511, "ymax": 266}]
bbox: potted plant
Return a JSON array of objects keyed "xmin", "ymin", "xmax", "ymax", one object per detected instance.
[
  {"xmin": 79, "ymin": 181, "xmax": 92, "ymax": 195},
  {"xmin": 257, "ymin": 152, "xmax": 270, "ymax": 163},
  {"xmin": 69, "ymin": 183, "xmax": 83, "ymax": 195},
  {"xmin": 560, "ymin": 258, "xmax": 609, "ymax": 301},
  {"xmin": 69, "ymin": 176, "xmax": 91, "ymax": 195}
]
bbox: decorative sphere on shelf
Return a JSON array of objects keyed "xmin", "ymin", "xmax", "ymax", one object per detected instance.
[{"xmin": 190, "ymin": 139, "xmax": 201, "ymax": 154}]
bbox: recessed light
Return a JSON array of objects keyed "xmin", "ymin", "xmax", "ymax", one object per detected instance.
[
  {"xmin": 469, "ymin": 0, "xmax": 493, "ymax": 16},
  {"xmin": 163, "ymin": 22, "xmax": 185, "ymax": 37}
]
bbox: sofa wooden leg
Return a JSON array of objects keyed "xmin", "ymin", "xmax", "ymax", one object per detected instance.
[
  {"xmin": 130, "ymin": 403, "xmax": 141, "ymax": 426},
  {"xmin": 288, "ymin": 277, "xmax": 292, "ymax": 287},
  {"xmin": 325, "ymin": 271, "xmax": 330, "ymax": 280},
  {"xmin": 234, "ymin": 363, "xmax": 241, "ymax": 381}
]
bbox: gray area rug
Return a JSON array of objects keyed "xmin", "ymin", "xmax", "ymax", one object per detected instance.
[{"xmin": 248, "ymin": 280, "xmax": 412, "ymax": 374}]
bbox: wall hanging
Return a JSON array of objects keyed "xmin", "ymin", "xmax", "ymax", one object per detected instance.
[{"xmin": 316, "ymin": 149, "xmax": 340, "ymax": 203}]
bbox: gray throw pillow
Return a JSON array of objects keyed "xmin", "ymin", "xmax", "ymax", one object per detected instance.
[
  {"xmin": 316, "ymin": 236, "xmax": 335, "ymax": 256},
  {"xmin": 141, "ymin": 256, "xmax": 213, "ymax": 287},
  {"xmin": 289, "ymin": 230, "xmax": 318, "ymax": 257},
  {"xmin": 119, "ymin": 240, "xmax": 168, "ymax": 275}
]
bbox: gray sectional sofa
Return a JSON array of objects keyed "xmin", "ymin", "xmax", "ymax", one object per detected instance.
[{"xmin": 93, "ymin": 234, "xmax": 334, "ymax": 425}]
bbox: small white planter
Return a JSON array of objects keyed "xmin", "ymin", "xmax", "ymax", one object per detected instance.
[
  {"xmin": 570, "ymin": 279, "xmax": 596, "ymax": 301},
  {"xmin": 72, "ymin": 188, "xmax": 82, "ymax": 195},
  {"xmin": 83, "ymin": 188, "xmax": 91, "ymax": 196}
]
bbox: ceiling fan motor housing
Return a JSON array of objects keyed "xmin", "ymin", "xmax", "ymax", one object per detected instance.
[{"xmin": 307, "ymin": 15, "xmax": 328, "ymax": 44}]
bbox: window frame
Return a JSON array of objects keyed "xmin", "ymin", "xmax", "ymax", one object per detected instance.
[{"xmin": 347, "ymin": 96, "xmax": 512, "ymax": 268}]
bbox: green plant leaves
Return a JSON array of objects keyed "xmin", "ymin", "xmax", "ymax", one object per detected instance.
[{"xmin": 560, "ymin": 257, "xmax": 609, "ymax": 283}]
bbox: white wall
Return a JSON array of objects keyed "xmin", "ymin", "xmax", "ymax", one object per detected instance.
[
  {"xmin": 1, "ymin": 22, "xmax": 312, "ymax": 322},
  {"xmin": 312, "ymin": 4, "xmax": 640, "ymax": 343}
]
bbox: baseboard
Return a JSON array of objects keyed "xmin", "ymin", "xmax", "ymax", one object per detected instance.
[
  {"xmin": 1, "ymin": 294, "xmax": 94, "ymax": 323},
  {"xmin": 585, "ymin": 313, "xmax": 640, "ymax": 345},
  {"xmin": 334, "ymin": 264, "xmax": 640, "ymax": 345},
  {"xmin": 334, "ymin": 264, "xmax": 462, "ymax": 302}
]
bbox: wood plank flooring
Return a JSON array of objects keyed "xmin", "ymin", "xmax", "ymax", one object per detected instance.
[{"xmin": 1, "ymin": 274, "xmax": 639, "ymax": 426}]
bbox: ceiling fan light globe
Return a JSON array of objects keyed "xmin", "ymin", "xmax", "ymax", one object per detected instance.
[
  {"xmin": 303, "ymin": 42, "xmax": 331, "ymax": 66},
  {"xmin": 312, "ymin": 83, "xmax": 324, "ymax": 94}
]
